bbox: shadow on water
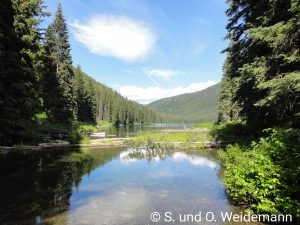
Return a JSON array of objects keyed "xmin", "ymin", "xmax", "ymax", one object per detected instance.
[{"xmin": 0, "ymin": 147, "xmax": 124, "ymax": 225}]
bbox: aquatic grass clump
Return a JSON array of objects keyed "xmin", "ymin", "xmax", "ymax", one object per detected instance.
[{"xmin": 129, "ymin": 130, "xmax": 211, "ymax": 149}]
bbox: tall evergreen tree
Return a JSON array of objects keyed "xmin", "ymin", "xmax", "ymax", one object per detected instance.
[
  {"xmin": 219, "ymin": 0, "xmax": 300, "ymax": 129},
  {"xmin": 43, "ymin": 3, "xmax": 76, "ymax": 124},
  {"xmin": 0, "ymin": 0, "xmax": 45, "ymax": 144}
]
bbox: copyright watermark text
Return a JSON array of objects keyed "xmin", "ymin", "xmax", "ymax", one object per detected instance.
[{"xmin": 150, "ymin": 211, "xmax": 293, "ymax": 223}]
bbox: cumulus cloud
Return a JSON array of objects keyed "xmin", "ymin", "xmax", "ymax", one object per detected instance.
[
  {"xmin": 70, "ymin": 15, "xmax": 156, "ymax": 61},
  {"xmin": 119, "ymin": 80, "xmax": 216, "ymax": 104},
  {"xmin": 144, "ymin": 68, "xmax": 185, "ymax": 79}
]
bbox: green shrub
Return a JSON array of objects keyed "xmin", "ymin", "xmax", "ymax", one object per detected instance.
[
  {"xmin": 69, "ymin": 122, "xmax": 97, "ymax": 144},
  {"xmin": 35, "ymin": 112, "xmax": 48, "ymax": 125},
  {"xmin": 218, "ymin": 128, "xmax": 300, "ymax": 220},
  {"xmin": 210, "ymin": 122, "xmax": 254, "ymax": 144}
]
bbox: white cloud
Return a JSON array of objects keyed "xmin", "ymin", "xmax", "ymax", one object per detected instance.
[
  {"xmin": 144, "ymin": 68, "xmax": 185, "ymax": 79},
  {"xmin": 70, "ymin": 15, "xmax": 156, "ymax": 61},
  {"xmin": 119, "ymin": 80, "xmax": 216, "ymax": 104}
]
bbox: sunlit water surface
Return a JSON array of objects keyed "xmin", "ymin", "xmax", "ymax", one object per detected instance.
[{"xmin": 0, "ymin": 148, "xmax": 264, "ymax": 225}]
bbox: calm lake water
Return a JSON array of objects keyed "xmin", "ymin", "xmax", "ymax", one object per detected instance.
[{"xmin": 0, "ymin": 147, "xmax": 265, "ymax": 225}]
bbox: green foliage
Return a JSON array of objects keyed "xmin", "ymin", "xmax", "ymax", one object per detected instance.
[
  {"xmin": 35, "ymin": 112, "xmax": 48, "ymax": 125},
  {"xmin": 210, "ymin": 122, "xmax": 254, "ymax": 144},
  {"xmin": 148, "ymin": 83, "xmax": 220, "ymax": 123},
  {"xmin": 217, "ymin": 68, "xmax": 241, "ymax": 123},
  {"xmin": 33, "ymin": 112, "xmax": 98, "ymax": 144},
  {"xmin": 73, "ymin": 66, "xmax": 96, "ymax": 123},
  {"xmin": 129, "ymin": 130, "xmax": 210, "ymax": 149},
  {"xmin": 34, "ymin": 112, "xmax": 70, "ymax": 131},
  {"xmin": 219, "ymin": 0, "xmax": 300, "ymax": 129},
  {"xmin": 192, "ymin": 122, "xmax": 214, "ymax": 129},
  {"xmin": 96, "ymin": 120, "xmax": 112, "ymax": 129},
  {"xmin": 218, "ymin": 2, "xmax": 300, "ymax": 221},
  {"xmin": 218, "ymin": 129, "xmax": 300, "ymax": 219},
  {"xmin": 69, "ymin": 122, "xmax": 97, "ymax": 144},
  {"xmin": 0, "ymin": 0, "xmax": 45, "ymax": 145},
  {"xmin": 74, "ymin": 66, "xmax": 160, "ymax": 126},
  {"xmin": 43, "ymin": 3, "xmax": 76, "ymax": 124},
  {"xmin": 1, "ymin": 1, "xmax": 162, "ymax": 146}
]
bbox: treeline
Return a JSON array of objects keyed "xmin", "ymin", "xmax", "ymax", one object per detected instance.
[
  {"xmin": 216, "ymin": 0, "xmax": 300, "ymax": 220},
  {"xmin": 0, "ymin": 1, "xmax": 159, "ymax": 145},
  {"xmin": 73, "ymin": 66, "xmax": 158, "ymax": 125}
]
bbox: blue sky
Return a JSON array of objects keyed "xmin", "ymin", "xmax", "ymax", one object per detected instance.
[{"xmin": 43, "ymin": 0, "xmax": 228, "ymax": 104}]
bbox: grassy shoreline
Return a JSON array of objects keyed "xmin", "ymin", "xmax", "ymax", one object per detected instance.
[{"xmin": 127, "ymin": 127, "xmax": 220, "ymax": 149}]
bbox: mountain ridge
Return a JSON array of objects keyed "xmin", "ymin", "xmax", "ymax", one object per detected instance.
[{"xmin": 147, "ymin": 83, "xmax": 221, "ymax": 122}]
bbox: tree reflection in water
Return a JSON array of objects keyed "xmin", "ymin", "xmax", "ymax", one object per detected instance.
[
  {"xmin": 120, "ymin": 148, "xmax": 175, "ymax": 162},
  {"xmin": 0, "ymin": 147, "xmax": 123, "ymax": 225}
]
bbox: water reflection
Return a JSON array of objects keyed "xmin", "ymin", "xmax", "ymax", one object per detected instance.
[
  {"xmin": 65, "ymin": 149, "xmax": 229, "ymax": 225},
  {"xmin": 173, "ymin": 152, "xmax": 218, "ymax": 169},
  {"xmin": 120, "ymin": 148, "xmax": 173, "ymax": 162},
  {"xmin": 120, "ymin": 149, "xmax": 218, "ymax": 169},
  {"xmin": 0, "ymin": 148, "xmax": 123, "ymax": 225},
  {"xmin": 0, "ymin": 148, "xmax": 265, "ymax": 225}
]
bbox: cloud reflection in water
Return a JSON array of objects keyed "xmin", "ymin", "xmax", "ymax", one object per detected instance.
[{"xmin": 173, "ymin": 152, "xmax": 218, "ymax": 169}]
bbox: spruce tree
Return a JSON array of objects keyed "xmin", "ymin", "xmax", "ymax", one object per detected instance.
[
  {"xmin": 219, "ymin": 0, "xmax": 300, "ymax": 129},
  {"xmin": 43, "ymin": 3, "xmax": 76, "ymax": 124},
  {"xmin": 0, "ymin": 0, "xmax": 45, "ymax": 144}
]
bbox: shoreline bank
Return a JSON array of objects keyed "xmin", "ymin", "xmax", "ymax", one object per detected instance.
[{"xmin": 0, "ymin": 139, "xmax": 227, "ymax": 153}]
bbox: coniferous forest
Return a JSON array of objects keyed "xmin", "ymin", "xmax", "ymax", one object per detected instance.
[
  {"xmin": 0, "ymin": 0, "xmax": 300, "ymax": 223},
  {"xmin": 0, "ymin": 1, "xmax": 159, "ymax": 145},
  {"xmin": 216, "ymin": 0, "xmax": 300, "ymax": 220}
]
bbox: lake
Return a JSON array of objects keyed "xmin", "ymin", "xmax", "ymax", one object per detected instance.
[{"xmin": 0, "ymin": 147, "xmax": 265, "ymax": 225}]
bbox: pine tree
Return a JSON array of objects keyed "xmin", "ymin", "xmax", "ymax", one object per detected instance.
[
  {"xmin": 43, "ymin": 3, "xmax": 76, "ymax": 124},
  {"xmin": 0, "ymin": 0, "xmax": 45, "ymax": 144}
]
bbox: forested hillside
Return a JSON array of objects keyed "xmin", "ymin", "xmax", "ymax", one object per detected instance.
[
  {"xmin": 216, "ymin": 0, "xmax": 300, "ymax": 221},
  {"xmin": 148, "ymin": 83, "xmax": 220, "ymax": 122},
  {"xmin": 73, "ymin": 66, "xmax": 158, "ymax": 126},
  {"xmin": 0, "ymin": 1, "xmax": 159, "ymax": 145}
]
